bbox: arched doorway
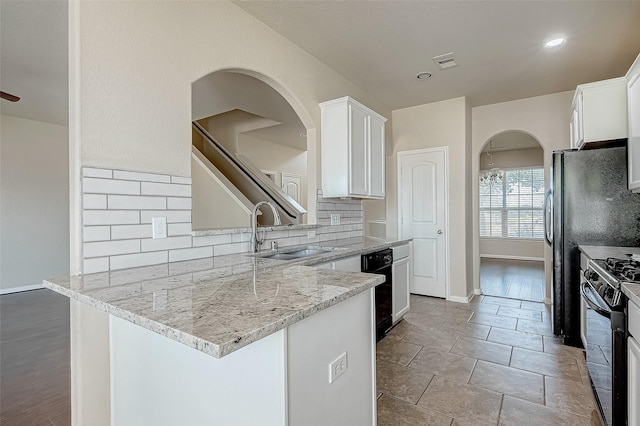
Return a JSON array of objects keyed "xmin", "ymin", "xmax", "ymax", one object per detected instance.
[{"xmin": 478, "ymin": 131, "xmax": 546, "ymax": 302}]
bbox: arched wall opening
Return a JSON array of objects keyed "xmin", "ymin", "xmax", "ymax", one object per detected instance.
[
  {"xmin": 190, "ymin": 69, "xmax": 317, "ymax": 229},
  {"xmin": 476, "ymin": 130, "xmax": 548, "ymax": 302}
]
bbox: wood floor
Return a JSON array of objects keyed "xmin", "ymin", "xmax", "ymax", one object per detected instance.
[
  {"xmin": 480, "ymin": 258, "xmax": 545, "ymax": 302},
  {"xmin": 0, "ymin": 289, "xmax": 70, "ymax": 426}
]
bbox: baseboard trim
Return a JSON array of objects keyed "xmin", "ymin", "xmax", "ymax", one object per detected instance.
[
  {"xmin": 0, "ymin": 283, "xmax": 45, "ymax": 295},
  {"xmin": 473, "ymin": 288, "xmax": 482, "ymax": 295},
  {"xmin": 448, "ymin": 291, "xmax": 474, "ymax": 304},
  {"xmin": 480, "ymin": 254, "xmax": 545, "ymax": 262}
]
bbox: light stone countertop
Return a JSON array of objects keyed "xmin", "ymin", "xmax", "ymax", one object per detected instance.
[
  {"xmin": 623, "ymin": 283, "xmax": 640, "ymax": 308},
  {"xmin": 44, "ymin": 237, "xmax": 410, "ymax": 358},
  {"xmin": 578, "ymin": 245, "xmax": 640, "ymax": 305}
]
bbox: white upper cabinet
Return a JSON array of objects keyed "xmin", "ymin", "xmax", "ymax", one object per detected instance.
[
  {"xmin": 320, "ymin": 97, "xmax": 387, "ymax": 199},
  {"xmin": 627, "ymin": 53, "xmax": 640, "ymax": 192},
  {"xmin": 570, "ymin": 77, "xmax": 628, "ymax": 150}
]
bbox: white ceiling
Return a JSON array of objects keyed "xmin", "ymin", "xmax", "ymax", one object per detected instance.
[
  {"xmin": 235, "ymin": 0, "xmax": 640, "ymax": 110},
  {"xmin": 2, "ymin": 1, "xmax": 640, "ymax": 126},
  {"xmin": 0, "ymin": 0, "xmax": 68, "ymax": 125}
]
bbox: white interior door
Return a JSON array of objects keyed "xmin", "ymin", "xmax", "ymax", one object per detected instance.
[
  {"xmin": 398, "ymin": 147, "xmax": 448, "ymax": 298},
  {"xmin": 281, "ymin": 173, "xmax": 302, "ymax": 205}
]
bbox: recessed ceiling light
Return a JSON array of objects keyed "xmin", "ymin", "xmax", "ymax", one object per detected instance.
[
  {"xmin": 545, "ymin": 37, "xmax": 566, "ymax": 48},
  {"xmin": 416, "ymin": 72, "xmax": 432, "ymax": 80}
]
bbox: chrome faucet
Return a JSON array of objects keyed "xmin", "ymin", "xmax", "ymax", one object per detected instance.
[{"xmin": 250, "ymin": 201, "xmax": 281, "ymax": 253}]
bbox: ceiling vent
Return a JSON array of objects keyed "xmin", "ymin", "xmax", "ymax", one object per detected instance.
[{"xmin": 432, "ymin": 52, "xmax": 458, "ymax": 70}]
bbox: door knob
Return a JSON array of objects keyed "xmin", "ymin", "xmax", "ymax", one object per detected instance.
[{"xmin": 437, "ymin": 229, "xmax": 443, "ymax": 234}]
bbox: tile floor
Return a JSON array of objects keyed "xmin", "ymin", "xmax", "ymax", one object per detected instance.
[
  {"xmin": 480, "ymin": 259, "xmax": 545, "ymax": 302},
  {"xmin": 376, "ymin": 294, "xmax": 603, "ymax": 426}
]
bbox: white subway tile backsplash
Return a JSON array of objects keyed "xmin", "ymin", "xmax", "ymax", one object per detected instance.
[
  {"xmin": 231, "ymin": 233, "xmax": 251, "ymax": 243},
  {"xmin": 83, "ymin": 194, "xmax": 107, "ymax": 210},
  {"xmin": 171, "ymin": 176, "xmax": 192, "ymax": 185},
  {"xmin": 168, "ymin": 223, "xmax": 192, "ymax": 237},
  {"xmin": 113, "ymin": 170, "xmax": 171, "ymax": 183},
  {"xmin": 110, "ymin": 251, "xmax": 168, "ymax": 270},
  {"xmin": 108, "ymin": 195, "xmax": 167, "ymax": 210},
  {"xmin": 141, "ymin": 182, "xmax": 191, "ymax": 197},
  {"xmin": 168, "ymin": 246, "xmax": 213, "ymax": 262},
  {"xmin": 83, "ymin": 178, "xmax": 140, "ymax": 195},
  {"xmin": 214, "ymin": 242, "xmax": 248, "ymax": 256},
  {"xmin": 83, "ymin": 257, "xmax": 110, "ymax": 274},
  {"xmin": 140, "ymin": 210, "xmax": 191, "ymax": 224},
  {"xmin": 83, "ymin": 226, "xmax": 111, "ymax": 242},
  {"xmin": 84, "ymin": 239, "xmax": 140, "ymax": 258},
  {"xmin": 320, "ymin": 233, "xmax": 337, "ymax": 242},
  {"xmin": 83, "ymin": 210, "xmax": 140, "ymax": 226},
  {"xmin": 192, "ymin": 234, "xmax": 232, "ymax": 247},
  {"xmin": 111, "ymin": 224, "xmax": 153, "ymax": 240},
  {"xmin": 141, "ymin": 236, "xmax": 192, "ymax": 252},
  {"xmin": 83, "ymin": 167, "xmax": 113, "ymax": 178},
  {"xmin": 167, "ymin": 197, "xmax": 191, "ymax": 210}
]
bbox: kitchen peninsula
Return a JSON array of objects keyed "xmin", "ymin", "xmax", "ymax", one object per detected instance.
[{"xmin": 45, "ymin": 239, "xmax": 409, "ymax": 425}]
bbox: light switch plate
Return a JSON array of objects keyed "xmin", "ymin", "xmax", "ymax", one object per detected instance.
[
  {"xmin": 330, "ymin": 213, "xmax": 340, "ymax": 226},
  {"xmin": 152, "ymin": 217, "xmax": 167, "ymax": 239}
]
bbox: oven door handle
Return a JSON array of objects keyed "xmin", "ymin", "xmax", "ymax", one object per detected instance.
[{"xmin": 580, "ymin": 282, "xmax": 611, "ymax": 319}]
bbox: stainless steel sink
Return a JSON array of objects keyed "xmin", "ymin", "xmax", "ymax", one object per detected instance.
[{"xmin": 259, "ymin": 247, "xmax": 333, "ymax": 260}]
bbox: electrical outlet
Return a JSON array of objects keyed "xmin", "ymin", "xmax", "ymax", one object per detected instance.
[
  {"xmin": 307, "ymin": 230, "xmax": 316, "ymax": 239},
  {"xmin": 329, "ymin": 352, "xmax": 348, "ymax": 384},
  {"xmin": 330, "ymin": 213, "xmax": 340, "ymax": 226},
  {"xmin": 152, "ymin": 217, "xmax": 167, "ymax": 239}
]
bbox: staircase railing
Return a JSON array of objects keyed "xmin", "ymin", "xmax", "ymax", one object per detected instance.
[{"xmin": 192, "ymin": 121, "xmax": 306, "ymax": 225}]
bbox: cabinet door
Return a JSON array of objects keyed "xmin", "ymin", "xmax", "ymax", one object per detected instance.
[
  {"xmin": 629, "ymin": 335, "xmax": 640, "ymax": 426},
  {"xmin": 348, "ymin": 104, "xmax": 369, "ymax": 196},
  {"xmin": 629, "ymin": 70, "xmax": 640, "ymax": 191},
  {"xmin": 573, "ymin": 92, "xmax": 584, "ymax": 149},
  {"xmin": 392, "ymin": 257, "xmax": 410, "ymax": 322},
  {"xmin": 368, "ymin": 115, "xmax": 385, "ymax": 198}
]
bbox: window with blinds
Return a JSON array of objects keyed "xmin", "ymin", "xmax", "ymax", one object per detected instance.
[{"xmin": 479, "ymin": 167, "xmax": 544, "ymax": 239}]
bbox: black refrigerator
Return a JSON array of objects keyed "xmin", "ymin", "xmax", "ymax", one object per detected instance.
[{"xmin": 547, "ymin": 146, "xmax": 640, "ymax": 347}]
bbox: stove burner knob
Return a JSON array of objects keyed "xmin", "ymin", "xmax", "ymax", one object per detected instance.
[{"xmin": 585, "ymin": 270, "xmax": 599, "ymax": 282}]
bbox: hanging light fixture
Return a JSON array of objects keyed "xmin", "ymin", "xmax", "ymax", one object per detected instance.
[{"xmin": 479, "ymin": 141, "xmax": 503, "ymax": 186}]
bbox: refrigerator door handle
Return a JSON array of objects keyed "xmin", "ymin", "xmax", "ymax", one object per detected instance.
[{"xmin": 543, "ymin": 189, "xmax": 553, "ymax": 246}]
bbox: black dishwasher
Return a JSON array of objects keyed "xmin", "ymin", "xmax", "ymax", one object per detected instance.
[{"xmin": 362, "ymin": 249, "xmax": 393, "ymax": 342}]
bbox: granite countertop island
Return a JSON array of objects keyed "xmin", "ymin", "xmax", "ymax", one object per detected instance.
[
  {"xmin": 44, "ymin": 237, "xmax": 409, "ymax": 358},
  {"xmin": 578, "ymin": 245, "xmax": 640, "ymax": 306}
]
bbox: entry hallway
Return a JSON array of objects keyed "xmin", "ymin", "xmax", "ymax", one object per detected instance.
[
  {"xmin": 1, "ymin": 290, "xmax": 600, "ymax": 425},
  {"xmin": 376, "ymin": 294, "xmax": 601, "ymax": 425}
]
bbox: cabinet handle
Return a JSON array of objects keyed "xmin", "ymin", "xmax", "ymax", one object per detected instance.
[{"xmin": 437, "ymin": 230, "xmax": 443, "ymax": 235}]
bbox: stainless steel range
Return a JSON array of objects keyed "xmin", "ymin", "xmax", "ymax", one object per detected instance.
[{"xmin": 582, "ymin": 257, "xmax": 639, "ymax": 425}]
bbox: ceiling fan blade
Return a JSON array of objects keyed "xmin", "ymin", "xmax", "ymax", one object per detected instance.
[{"xmin": 1, "ymin": 91, "xmax": 20, "ymax": 102}]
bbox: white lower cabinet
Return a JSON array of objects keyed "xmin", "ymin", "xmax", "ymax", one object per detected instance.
[
  {"xmin": 630, "ymin": 298, "xmax": 640, "ymax": 426},
  {"xmin": 392, "ymin": 244, "xmax": 410, "ymax": 323},
  {"xmin": 629, "ymin": 334, "xmax": 640, "ymax": 426}
]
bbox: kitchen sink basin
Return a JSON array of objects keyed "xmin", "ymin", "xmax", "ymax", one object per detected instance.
[{"xmin": 259, "ymin": 247, "xmax": 333, "ymax": 260}]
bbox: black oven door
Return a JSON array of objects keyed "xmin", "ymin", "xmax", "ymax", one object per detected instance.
[{"xmin": 580, "ymin": 282, "xmax": 626, "ymax": 426}]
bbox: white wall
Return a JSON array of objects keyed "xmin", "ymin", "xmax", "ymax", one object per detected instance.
[
  {"xmin": 0, "ymin": 114, "xmax": 69, "ymax": 291},
  {"xmin": 472, "ymin": 91, "xmax": 574, "ymax": 301},
  {"xmin": 479, "ymin": 147, "xmax": 543, "ymax": 170},
  {"xmin": 238, "ymin": 133, "xmax": 307, "ymax": 208},
  {"xmin": 390, "ymin": 97, "xmax": 473, "ymax": 300}
]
